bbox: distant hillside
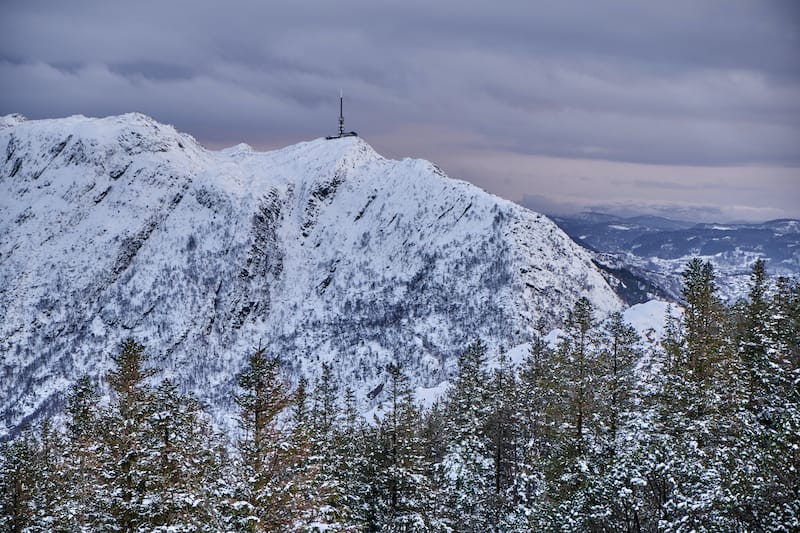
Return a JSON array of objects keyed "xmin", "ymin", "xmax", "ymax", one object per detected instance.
[{"xmin": 552, "ymin": 213, "xmax": 800, "ymax": 301}]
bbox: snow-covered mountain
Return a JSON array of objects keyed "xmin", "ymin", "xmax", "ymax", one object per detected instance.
[
  {"xmin": 0, "ymin": 113, "xmax": 622, "ymax": 436},
  {"xmin": 552, "ymin": 212, "xmax": 800, "ymax": 301}
]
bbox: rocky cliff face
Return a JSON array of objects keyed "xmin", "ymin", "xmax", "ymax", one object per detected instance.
[{"xmin": 0, "ymin": 113, "xmax": 622, "ymax": 436}]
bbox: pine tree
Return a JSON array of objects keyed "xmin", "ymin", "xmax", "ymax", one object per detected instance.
[
  {"xmin": 293, "ymin": 376, "xmax": 311, "ymax": 428},
  {"xmin": 2, "ymin": 342, "xmax": 236, "ymax": 532},
  {"xmin": 598, "ymin": 311, "xmax": 639, "ymax": 454},
  {"xmin": 771, "ymin": 275, "xmax": 800, "ymax": 384},
  {"xmin": 4, "ymin": 275, "xmax": 799, "ymax": 531},
  {"xmin": 739, "ymin": 259, "xmax": 771, "ymax": 410},
  {"xmin": 375, "ymin": 363, "xmax": 437, "ymax": 532},
  {"xmin": 28, "ymin": 419, "xmax": 68, "ymax": 531},
  {"xmin": 144, "ymin": 379, "xmax": 227, "ymax": 529},
  {"xmin": 232, "ymin": 346, "xmax": 317, "ymax": 532},
  {"xmin": 63, "ymin": 375, "xmax": 101, "ymax": 529},
  {"xmin": 312, "ymin": 362, "xmax": 339, "ymax": 442},
  {"xmin": 107, "ymin": 338, "xmax": 157, "ymax": 419},
  {"xmin": 307, "ymin": 362, "xmax": 352, "ymax": 530},
  {"xmin": 556, "ymin": 297, "xmax": 596, "ymax": 452},
  {"xmin": 361, "ymin": 423, "xmax": 385, "ymax": 532},
  {"xmin": 542, "ymin": 298, "xmax": 601, "ymax": 529},
  {"xmin": 0, "ymin": 420, "xmax": 65, "ymax": 531},
  {"xmin": 0, "ymin": 428, "xmax": 40, "ymax": 532},
  {"xmin": 96, "ymin": 338, "xmax": 158, "ymax": 532},
  {"xmin": 580, "ymin": 313, "xmax": 642, "ymax": 532},
  {"xmin": 438, "ymin": 338, "xmax": 493, "ymax": 533},
  {"xmin": 485, "ymin": 348, "xmax": 521, "ymax": 529},
  {"xmin": 723, "ymin": 265, "xmax": 800, "ymax": 530},
  {"xmin": 680, "ymin": 258, "xmax": 727, "ymax": 383},
  {"xmin": 642, "ymin": 260, "xmax": 755, "ymax": 530},
  {"xmin": 661, "ymin": 302, "xmax": 683, "ymax": 371},
  {"xmin": 515, "ymin": 323, "xmax": 553, "ymax": 518},
  {"xmin": 333, "ymin": 386, "xmax": 372, "ymax": 530},
  {"xmin": 419, "ymin": 400, "xmax": 448, "ymax": 474}
]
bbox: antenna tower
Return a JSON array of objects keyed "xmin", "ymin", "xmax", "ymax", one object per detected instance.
[
  {"xmin": 326, "ymin": 90, "xmax": 358, "ymax": 140},
  {"xmin": 338, "ymin": 89, "xmax": 345, "ymax": 136}
]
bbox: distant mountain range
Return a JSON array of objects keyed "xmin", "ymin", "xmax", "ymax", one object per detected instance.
[{"xmin": 551, "ymin": 212, "xmax": 800, "ymax": 301}]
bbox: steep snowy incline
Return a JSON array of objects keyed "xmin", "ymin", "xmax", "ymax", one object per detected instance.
[{"xmin": 0, "ymin": 113, "xmax": 622, "ymax": 435}]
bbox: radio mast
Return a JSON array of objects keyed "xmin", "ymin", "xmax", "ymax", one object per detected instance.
[
  {"xmin": 327, "ymin": 90, "xmax": 358, "ymax": 140},
  {"xmin": 338, "ymin": 89, "xmax": 345, "ymax": 136}
]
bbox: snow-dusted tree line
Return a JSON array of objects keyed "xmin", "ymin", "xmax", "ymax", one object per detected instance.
[{"xmin": 1, "ymin": 259, "xmax": 798, "ymax": 532}]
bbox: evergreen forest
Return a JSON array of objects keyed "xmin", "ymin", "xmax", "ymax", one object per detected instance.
[{"xmin": 2, "ymin": 259, "xmax": 798, "ymax": 532}]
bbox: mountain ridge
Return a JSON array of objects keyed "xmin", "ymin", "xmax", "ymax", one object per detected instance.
[{"xmin": 1, "ymin": 113, "xmax": 623, "ymax": 436}]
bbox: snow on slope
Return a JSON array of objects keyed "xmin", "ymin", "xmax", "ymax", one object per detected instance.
[{"xmin": 0, "ymin": 113, "xmax": 622, "ymax": 436}]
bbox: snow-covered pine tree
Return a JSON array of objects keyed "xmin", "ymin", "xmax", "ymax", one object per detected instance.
[
  {"xmin": 312, "ymin": 362, "xmax": 338, "ymax": 441},
  {"xmin": 438, "ymin": 339, "xmax": 494, "ymax": 532},
  {"xmin": 143, "ymin": 379, "xmax": 228, "ymax": 529},
  {"xmin": 231, "ymin": 346, "xmax": 318, "ymax": 532},
  {"xmin": 26, "ymin": 419, "xmax": 68, "ymax": 531},
  {"xmin": 4, "ymin": 342, "xmax": 235, "ymax": 532},
  {"xmin": 306, "ymin": 362, "xmax": 353, "ymax": 530},
  {"xmin": 95, "ymin": 338, "xmax": 159, "ymax": 531},
  {"xmin": 419, "ymin": 400, "xmax": 448, "ymax": 475},
  {"xmin": 373, "ymin": 363, "xmax": 438, "ymax": 532},
  {"xmin": 661, "ymin": 303, "xmax": 683, "ymax": 372},
  {"xmin": 680, "ymin": 258, "xmax": 728, "ymax": 383},
  {"xmin": 740, "ymin": 260, "xmax": 770, "ymax": 391},
  {"xmin": 597, "ymin": 311, "xmax": 639, "ymax": 455},
  {"xmin": 581, "ymin": 313, "xmax": 643, "ymax": 532},
  {"xmin": 542, "ymin": 297, "xmax": 601, "ymax": 529},
  {"xmin": 645, "ymin": 260, "xmax": 755, "ymax": 530},
  {"xmin": 330, "ymin": 386, "xmax": 372, "ymax": 531},
  {"xmin": 484, "ymin": 347, "xmax": 523, "ymax": 529},
  {"xmin": 61, "ymin": 375, "xmax": 101, "ymax": 529},
  {"xmin": 557, "ymin": 297, "xmax": 597, "ymax": 451},
  {"xmin": 514, "ymin": 322, "xmax": 554, "ymax": 523},
  {"xmin": 293, "ymin": 376, "xmax": 310, "ymax": 428},
  {"xmin": 771, "ymin": 275, "xmax": 800, "ymax": 383},
  {"xmin": 721, "ymin": 264, "xmax": 800, "ymax": 530},
  {"xmin": 0, "ymin": 427, "xmax": 40, "ymax": 532}
]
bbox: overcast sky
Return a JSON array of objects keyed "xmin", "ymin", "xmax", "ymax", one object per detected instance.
[{"xmin": 2, "ymin": 0, "xmax": 799, "ymax": 222}]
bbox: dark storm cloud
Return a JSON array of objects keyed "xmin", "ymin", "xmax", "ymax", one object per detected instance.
[{"xmin": 1, "ymin": 0, "xmax": 798, "ymax": 221}]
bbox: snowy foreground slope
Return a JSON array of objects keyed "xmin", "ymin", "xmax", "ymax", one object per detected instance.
[{"xmin": 0, "ymin": 113, "xmax": 622, "ymax": 435}]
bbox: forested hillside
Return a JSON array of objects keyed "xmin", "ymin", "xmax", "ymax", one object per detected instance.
[{"xmin": 2, "ymin": 259, "xmax": 798, "ymax": 532}]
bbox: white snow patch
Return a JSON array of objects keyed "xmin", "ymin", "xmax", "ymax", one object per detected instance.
[
  {"xmin": 90, "ymin": 315, "xmax": 106, "ymax": 337},
  {"xmin": 415, "ymin": 381, "xmax": 450, "ymax": 409},
  {"xmin": 623, "ymin": 300, "xmax": 676, "ymax": 340}
]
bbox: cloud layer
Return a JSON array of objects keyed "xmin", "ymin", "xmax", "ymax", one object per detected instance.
[{"xmin": 2, "ymin": 0, "xmax": 798, "ymax": 221}]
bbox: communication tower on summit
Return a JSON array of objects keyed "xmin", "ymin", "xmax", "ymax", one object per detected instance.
[{"xmin": 326, "ymin": 90, "xmax": 358, "ymax": 140}]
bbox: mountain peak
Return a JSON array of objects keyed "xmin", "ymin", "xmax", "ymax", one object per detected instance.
[
  {"xmin": 3, "ymin": 112, "xmax": 205, "ymax": 159},
  {"xmin": 260, "ymin": 134, "xmax": 383, "ymax": 168},
  {"xmin": 0, "ymin": 113, "xmax": 27, "ymax": 129}
]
